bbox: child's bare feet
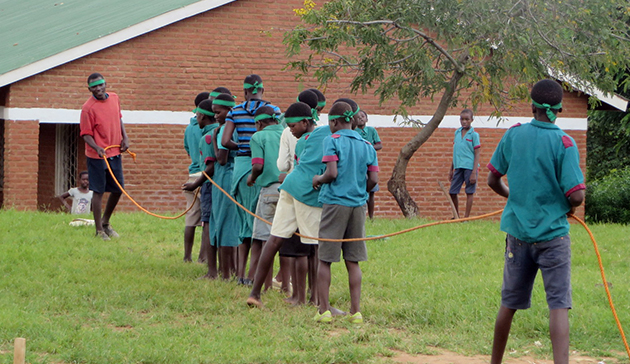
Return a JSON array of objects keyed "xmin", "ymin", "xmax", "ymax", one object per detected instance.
[{"xmin": 246, "ymin": 296, "xmax": 264, "ymax": 308}]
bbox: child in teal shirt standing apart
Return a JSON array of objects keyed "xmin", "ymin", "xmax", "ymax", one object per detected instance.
[
  {"xmin": 448, "ymin": 108, "xmax": 481, "ymax": 218},
  {"xmin": 313, "ymin": 101, "xmax": 379, "ymax": 324},
  {"xmin": 487, "ymin": 79, "xmax": 585, "ymax": 364}
]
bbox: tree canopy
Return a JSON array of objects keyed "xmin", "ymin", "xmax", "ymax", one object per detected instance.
[{"xmin": 285, "ymin": 0, "xmax": 630, "ymax": 217}]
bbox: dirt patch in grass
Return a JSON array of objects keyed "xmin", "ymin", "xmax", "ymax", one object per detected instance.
[{"xmin": 391, "ymin": 349, "xmax": 619, "ymax": 364}]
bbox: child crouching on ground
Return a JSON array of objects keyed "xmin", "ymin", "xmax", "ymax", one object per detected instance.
[{"xmin": 312, "ymin": 101, "xmax": 379, "ymax": 324}]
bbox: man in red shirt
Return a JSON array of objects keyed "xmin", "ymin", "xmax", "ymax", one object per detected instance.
[{"xmin": 80, "ymin": 73, "xmax": 130, "ymax": 240}]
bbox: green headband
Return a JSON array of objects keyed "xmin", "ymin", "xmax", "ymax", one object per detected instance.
[
  {"xmin": 244, "ymin": 81, "xmax": 263, "ymax": 94},
  {"xmin": 88, "ymin": 79, "xmax": 105, "ymax": 87},
  {"xmin": 284, "ymin": 116, "xmax": 312, "ymax": 124},
  {"xmin": 212, "ymin": 99, "xmax": 236, "ymax": 107},
  {"xmin": 295, "ymin": 97, "xmax": 320, "ymax": 121},
  {"xmin": 351, "ymin": 106, "xmax": 360, "ymax": 117},
  {"xmin": 210, "ymin": 91, "xmax": 237, "ymax": 99},
  {"xmin": 317, "ymin": 101, "xmax": 326, "ymax": 108},
  {"xmin": 255, "ymin": 114, "xmax": 278, "ymax": 122},
  {"xmin": 328, "ymin": 110, "xmax": 355, "ymax": 123},
  {"xmin": 193, "ymin": 108, "xmax": 215, "ymax": 117},
  {"xmin": 532, "ymin": 100, "xmax": 562, "ymax": 122}
]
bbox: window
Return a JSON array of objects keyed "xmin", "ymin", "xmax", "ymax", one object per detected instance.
[{"xmin": 54, "ymin": 123, "xmax": 80, "ymax": 196}]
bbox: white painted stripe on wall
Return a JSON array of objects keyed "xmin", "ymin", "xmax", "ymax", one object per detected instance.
[{"xmin": 0, "ymin": 107, "xmax": 588, "ymax": 131}]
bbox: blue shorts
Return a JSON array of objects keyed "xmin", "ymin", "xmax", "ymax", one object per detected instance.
[
  {"xmin": 200, "ymin": 182, "xmax": 212, "ymax": 223},
  {"xmin": 501, "ymin": 234, "xmax": 572, "ymax": 310},
  {"xmin": 449, "ymin": 168, "xmax": 476, "ymax": 195},
  {"xmin": 87, "ymin": 155, "xmax": 124, "ymax": 194}
]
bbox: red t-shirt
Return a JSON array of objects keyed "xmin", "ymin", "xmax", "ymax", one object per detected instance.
[{"xmin": 80, "ymin": 92, "xmax": 123, "ymax": 159}]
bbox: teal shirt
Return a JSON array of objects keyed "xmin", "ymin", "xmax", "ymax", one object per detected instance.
[
  {"xmin": 250, "ymin": 123, "xmax": 284, "ymax": 187},
  {"xmin": 198, "ymin": 123, "xmax": 219, "ymax": 183},
  {"xmin": 356, "ymin": 126, "xmax": 381, "ymax": 146},
  {"xmin": 452, "ymin": 126, "xmax": 480, "ymax": 170},
  {"xmin": 280, "ymin": 126, "xmax": 331, "ymax": 207},
  {"xmin": 488, "ymin": 119, "xmax": 585, "ymax": 243},
  {"xmin": 184, "ymin": 116, "xmax": 203, "ymax": 174},
  {"xmin": 318, "ymin": 129, "xmax": 379, "ymax": 207}
]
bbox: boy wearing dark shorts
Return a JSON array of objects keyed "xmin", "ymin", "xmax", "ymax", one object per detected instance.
[
  {"xmin": 448, "ymin": 109, "xmax": 480, "ymax": 218},
  {"xmin": 80, "ymin": 73, "xmax": 130, "ymax": 241},
  {"xmin": 312, "ymin": 101, "xmax": 379, "ymax": 324},
  {"xmin": 487, "ymin": 79, "xmax": 585, "ymax": 364}
]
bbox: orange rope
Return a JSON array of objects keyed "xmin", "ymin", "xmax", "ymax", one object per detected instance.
[
  {"xmin": 569, "ymin": 214, "xmax": 630, "ymax": 360},
  {"xmin": 105, "ymin": 147, "xmax": 628, "ymax": 358},
  {"xmin": 102, "ymin": 146, "xmax": 198, "ymax": 219}
]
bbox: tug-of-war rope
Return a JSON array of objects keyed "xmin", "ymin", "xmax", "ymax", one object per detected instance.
[{"xmin": 104, "ymin": 146, "xmax": 630, "ymax": 360}]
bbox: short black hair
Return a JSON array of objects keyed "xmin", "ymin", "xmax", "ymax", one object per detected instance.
[
  {"xmin": 255, "ymin": 106, "xmax": 276, "ymax": 117},
  {"xmin": 306, "ymin": 88, "xmax": 326, "ymax": 103},
  {"xmin": 531, "ymin": 79, "xmax": 563, "ymax": 106},
  {"xmin": 198, "ymin": 99, "xmax": 214, "ymax": 113},
  {"xmin": 297, "ymin": 90, "xmax": 318, "ymax": 109},
  {"xmin": 333, "ymin": 98, "xmax": 358, "ymax": 113},
  {"xmin": 194, "ymin": 92, "xmax": 210, "ymax": 107},
  {"xmin": 87, "ymin": 73, "xmax": 104, "ymax": 84},
  {"xmin": 79, "ymin": 170, "xmax": 88, "ymax": 178},
  {"xmin": 244, "ymin": 74, "xmax": 263, "ymax": 86},
  {"xmin": 213, "ymin": 86, "xmax": 232, "ymax": 95},
  {"xmin": 328, "ymin": 101, "xmax": 352, "ymax": 120},
  {"xmin": 285, "ymin": 102, "xmax": 313, "ymax": 119},
  {"xmin": 461, "ymin": 108, "xmax": 474, "ymax": 118}
]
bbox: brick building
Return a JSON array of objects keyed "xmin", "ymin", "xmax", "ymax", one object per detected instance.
[{"xmin": 1, "ymin": 0, "xmax": 626, "ymax": 219}]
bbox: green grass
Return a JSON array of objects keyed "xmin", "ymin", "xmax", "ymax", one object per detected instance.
[{"xmin": 0, "ymin": 210, "xmax": 629, "ymax": 363}]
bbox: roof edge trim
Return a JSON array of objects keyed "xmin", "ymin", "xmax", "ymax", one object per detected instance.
[{"xmin": 0, "ymin": 0, "xmax": 236, "ymax": 88}]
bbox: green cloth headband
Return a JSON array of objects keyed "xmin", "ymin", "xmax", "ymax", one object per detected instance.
[
  {"xmin": 210, "ymin": 91, "xmax": 237, "ymax": 99},
  {"xmin": 532, "ymin": 100, "xmax": 562, "ymax": 122},
  {"xmin": 295, "ymin": 96, "xmax": 320, "ymax": 121},
  {"xmin": 212, "ymin": 99, "xmax": 236, "ymax": 107},
  {"xmin": 88, "ymin": 79, "xmax": 105, "ymax": 87},
  {"xmin": 328, "ymin": 110, "xmax": 355, "ymax": 123},
  {"xmin": 284, "ymin": 116, "xmax": 312, "ymax": 124},
  {"xmin": 351, "ymin": 106, "xmax": 360, "ymax": 117},
  {"xmin": 255, "ymin": 114, "xmax": 278, "ymax": 122},
  {"xmin": 244, "ymin": 81, "xmax": 263, "ymax": 94},
  {"xmin": 193, "ymin": 108, "xmax": 215, "ymax": 117},
  {"xmin": 317, "ymin": 101, "xmax": 326, "ymax": 108}
]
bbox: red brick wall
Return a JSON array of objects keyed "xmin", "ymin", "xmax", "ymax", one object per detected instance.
[
  {"xmin": 4, "ymin": 119, "xmax": 39, "ymax": 210},
  {"xmin": 2, "ymin": 0, "xmax": 589, "ymax": 217}
]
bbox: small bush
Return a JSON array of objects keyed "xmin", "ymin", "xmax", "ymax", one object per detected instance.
[{"xmin": 586, "ymin": 166, "xmax": 630, "ymax": 224}]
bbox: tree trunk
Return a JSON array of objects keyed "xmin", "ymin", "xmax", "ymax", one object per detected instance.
[{"xmin": 387, "ymin": 69, "xmax": 465, "ymax": 218}]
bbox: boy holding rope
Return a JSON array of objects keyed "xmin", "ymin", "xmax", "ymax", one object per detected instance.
[
  {"xmin": 312, "ymin": 101, "xmax": 379, "ymax": 324},
  {"xmin": 487, "ymin": 79, "xmax": 585, "ymax": 364},
  {"xmin": 80, "ymin": 73, "xmax": 130, "ymax": 241}
]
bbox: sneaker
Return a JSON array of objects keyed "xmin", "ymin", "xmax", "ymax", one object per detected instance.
[
  {"xmin": 313, "ymin": 310, "xmax": 332, "ymax": 323},
  {"xmin": 96, "ymin": 230, "xmax": 111, "ymax": 241},
  {"xmin": 347, "ymin": 312, "xmax": 363, "ymax": 324},
  {"xmin": 102, "ymin": 224, "xmax": 120, "ymax": 238}
]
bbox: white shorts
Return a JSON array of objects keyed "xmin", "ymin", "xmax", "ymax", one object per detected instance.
[{"xmin": 270, "ymin": 190, "xmax": 322, "ymax": 245}]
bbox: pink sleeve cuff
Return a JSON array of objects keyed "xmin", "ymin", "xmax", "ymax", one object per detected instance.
[
  {"xmin": 252, "ymin": 158, "xmax": 264, "ymax": 165},
  {"xmin": 565, "ymin": 183, "xmax": 586, "ymax": 197},
  {"xmin": 368, "ymin": 165, "xmax": 380, "ymax": 172},
  {"xmin": 322, "ymin": 155, "xmax": 339, "ymax": 162},
  {"xmin": 474, "ymin": 145, "xmax": 481, "ymax": 149},
  {"xmin": 487, "ymin": 163, "xmax": 503, "ymax": 177},
  {"xmin": 205, "ymin": 157, "xmax": 216, "ymax": 164}
]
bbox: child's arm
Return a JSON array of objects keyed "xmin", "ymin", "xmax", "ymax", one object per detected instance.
[
  {"xmin": 313, "ymin": 161, "xmax": 338, "ymax": 190},
  {"xmin": 182, "ymin": 161, "xmax": 215, "ymax": 191},
  {"xmin": 448, "ymin": 163, "xmax": 454, "ymax": 181},
  {"xmin": 367, "ymin": 171, "xmax": 379, "ymax": 191},
  {"xmin": 221, "ymin": 119, "xmax": 239, "ymax": 150},
  {"xmin": 567, "ymin": 189, "xmax": 585, "ymax": 215},
  {"xmin": 120, "ymin": 119, "xmax": 130, "ymax": 152},
  {"xmin": 57, "ymin": 192, "xmax": 72, "ymax": 212},
  {"xmin": 470, "ymin": 147, "xmax": 481, "ymax": 185},
  {"xmin": 83, "ymin": 135, "xmax": 106, "ymax": 158},
  {"xmin": 487, "ymin": 171, "xmax": 509, "ymax": 198},
  {"xmin": 247, "ymin": 134, "xmax": 265, "ymax": 186},
  {"xmin": 247, "ymin": 164, "xmax": 263, "ymax": 186}
]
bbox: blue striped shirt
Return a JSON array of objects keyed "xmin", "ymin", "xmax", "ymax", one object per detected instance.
[{"xmin": 226, "ymin": 99, "xmax": 281, "ymax": 157}]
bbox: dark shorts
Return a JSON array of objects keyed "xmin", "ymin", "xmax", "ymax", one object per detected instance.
[
  {"xmin": 279, "ymin": 231, "xmax": 314, "ymax": 258},
  {"xmin": 200, "ymin": 182, "xmax": 212, "ymax": 223},
  {"xmin": 501, "ymin": 234, "xmax": 572, "ymax": 310},
  {"xmin": 318, "ymin": 204, "xmax": 368, "ymax": 263},
  {"xmin": 87, "ymin": 155, "xmax": 124, "ymax": 194},
  {"xmin": 449, "ymin": 168, "xmax": 477, "ymax": 195}
]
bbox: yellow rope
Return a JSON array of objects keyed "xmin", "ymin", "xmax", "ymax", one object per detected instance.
[
  {"xmin": 105, "ymin": 147, "xmax": 629, "ymax": 359},
  {"xmin": 102, "ymin": 146, "xmax": 198, "ymax": 219}
]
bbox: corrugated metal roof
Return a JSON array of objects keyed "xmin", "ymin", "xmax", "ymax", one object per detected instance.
[{"xmin": 0, "ymin": 0, "xmax": 223, "ymax": 81}]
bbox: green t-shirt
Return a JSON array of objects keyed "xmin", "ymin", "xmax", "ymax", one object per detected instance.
[
  {"xmin": 250, "ymin": 123, "xmax": 284, "ymax": 187},
  {"xmin": 356, "ymin": 126, "xmax": 381, "ymax": 146},
  {"xmin": 198, "ymin": 123, "xmax": 219, "ymax": 183}
]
